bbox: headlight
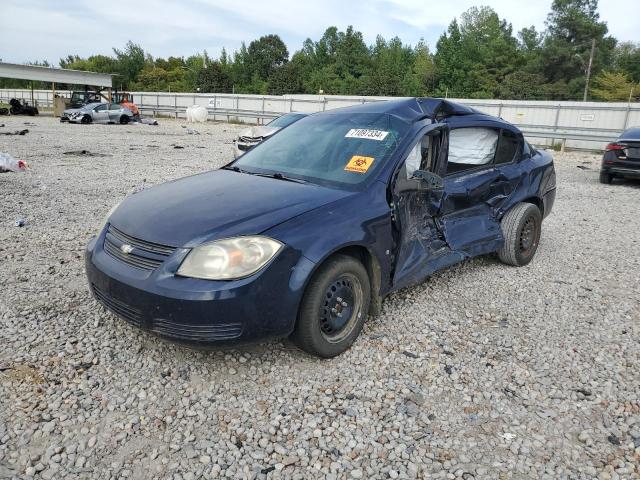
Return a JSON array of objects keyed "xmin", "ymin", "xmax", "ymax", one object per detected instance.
[
  {"xmin": 177, "ymin": 236, "xmax": 283, "ymax": 280},
  {"xmin": 98, "ymin": 201, "xmax": 121, "ymax": 233}
]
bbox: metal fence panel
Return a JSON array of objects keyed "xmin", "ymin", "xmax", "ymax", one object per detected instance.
[{"xmin": 2, "ymin": 88, "xmax": 639, "ymax": 149}]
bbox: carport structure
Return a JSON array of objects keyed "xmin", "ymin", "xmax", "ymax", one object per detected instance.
[{"xmin": 0, "ymin": 62, "xmax": 115, "ymax": 108}]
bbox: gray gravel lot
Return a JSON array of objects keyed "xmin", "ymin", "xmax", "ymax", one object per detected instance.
[{"xmin": 1, "ymin": 116, "xmax": 639, "ymax": 479}]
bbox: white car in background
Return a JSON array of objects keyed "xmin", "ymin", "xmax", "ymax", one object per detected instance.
[
  {"xmin": 233, "ymin": 112, "xmax": 307, "ymax": 157},
  {"xmin": 65, "ymin": 103, "xmax": 135, "ymax": 125}
]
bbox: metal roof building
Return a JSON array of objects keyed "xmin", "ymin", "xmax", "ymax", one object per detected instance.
[{"xmin": 0, "ymin": 62, "xmax": 115, "ymax": 87}]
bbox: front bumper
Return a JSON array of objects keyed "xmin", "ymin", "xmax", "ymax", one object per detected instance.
[{"xmin": 85, "ymin": 229, "xmax": 314, "ymax": 346}]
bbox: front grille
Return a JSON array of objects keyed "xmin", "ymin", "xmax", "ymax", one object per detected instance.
[
  {"xmin": 92, "ymin": 283, "xmax": 142, "ymax": 326},
  {"xmin": 103, "ymin": 225, "xmax": 176, "ymax": 271},
  {"xmin": 151, "ymin": 318, "xmax": 242, "ymax": 342},
  {"xmin": 239, "ymin": 136, "xmax": 262, "ymax": 143}
]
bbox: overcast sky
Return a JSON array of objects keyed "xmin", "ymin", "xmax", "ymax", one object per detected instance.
[{"xmin": 1, "ymin": 0, "xmax": 637, "ymax": 65}]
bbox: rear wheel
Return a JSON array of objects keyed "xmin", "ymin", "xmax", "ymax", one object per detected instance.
[
  {"xmin": 119, "ymin": 115, "xmax": 129, "ymax": 125},
  {"xmin": 292, "ymin": 254, "xmax": 370, "ymax": 358},
  {"xmin": 80, "ymin": 114, "xmax": 92, "ymax": 124},
  {"xmin": 498, "ymin": 203, "xmax": 542, "ymax": 266},
  {"xmin": 599, "ymin": 171, "xmax": 613, "ymax": 184}
]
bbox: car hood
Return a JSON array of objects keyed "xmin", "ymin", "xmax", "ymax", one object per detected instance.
[
  {"xmin": 109, "ymin": 169, "xmax": 353, "ymax": 247},
  {"xmin": 238, "ymin": 125, "xmax": 279, "ymax": 140}
]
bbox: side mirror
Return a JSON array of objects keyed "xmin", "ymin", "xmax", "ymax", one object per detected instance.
[{"xmin": 411, "ymin": 170, "xmax": 443, "ymax": 190}]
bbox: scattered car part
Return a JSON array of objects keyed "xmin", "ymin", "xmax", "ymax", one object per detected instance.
[
  {"xmin": 600, "ymin": 127, "xmax": 640, "ymax": 183},
  {"xmin": 0, "ymin": 153, "xmax": 27, "ymax": 172},
  {"xmin": 9, "ymin": 99, "xmax": 38, "ymax": 116},
  {"xmin": 14, "ymin": 218, "xmax": 27, "ymax": 227},
  {"xmin": 63, "ymin": 150, "xmax": 111, "ymax": 157},
  {"xmin": 182, "ymin": 126, "xmax": 200, "ymax": 135},
  {"xmin": 0, "ymin": 129, "xmax": 28, "ymax": 136},
  {"xmin": 233, "ymin": 112, "xmax": 307, "ymax": 158},
  {"xmin": 85, "ymin": 97, "xmax": 556, "ymax": 358}
]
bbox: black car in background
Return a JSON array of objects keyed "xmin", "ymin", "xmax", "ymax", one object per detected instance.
[{"xmin": 600, "ymin": 128, "xmax": 640, "ymax": 184}]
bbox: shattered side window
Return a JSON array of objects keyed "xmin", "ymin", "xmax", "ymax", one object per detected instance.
[{"xmin": 404, "ymin": 136, "xmax": 432, "ymax": 179}]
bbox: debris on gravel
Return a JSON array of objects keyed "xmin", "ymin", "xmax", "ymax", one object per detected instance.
[{"xmin": 1, "ymin": 117, "xmax": 639, "ymax": 479}]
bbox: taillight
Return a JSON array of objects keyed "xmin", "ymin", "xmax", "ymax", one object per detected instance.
[{"xmin": 606, "ymin": 143, "xmax": 625, "ymax": 151}]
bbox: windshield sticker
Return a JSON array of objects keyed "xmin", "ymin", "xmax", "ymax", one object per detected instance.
[
  {"xmin": 345, "ymin": 129, "xmax": 389, "ymax": 141},
  {"xmin": 344, "ymin": 155, "xmax": 375, "ymax": 173}
]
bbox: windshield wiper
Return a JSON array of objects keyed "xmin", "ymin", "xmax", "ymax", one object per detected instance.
[
  {"xmin": 269, "ymin": 172, "xmax": 308, "ymax": 184},
  {"xmin": 224, "ymin": 165, "xmax": 307, "ymax": 184},
  {"xmin": 223, "ymin": 165, "xmax": 252, "ymax": 174}
]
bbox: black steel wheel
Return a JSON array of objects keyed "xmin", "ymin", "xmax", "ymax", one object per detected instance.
[
  {"xmin": 292, "ymin": 254, "xmax": 370, "ymax": 357},
  {"xmin": 498, "ymin": 202, "xmax": 542, "ymax": 266},
  {"xmin": 119, "ymin": 115, "xmax": 129, "ymax": 124},
  {"xmin": 80, "ymin": 114, "xmax": 92, "ymax": 124}
]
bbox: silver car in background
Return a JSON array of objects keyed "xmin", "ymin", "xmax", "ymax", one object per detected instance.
[
  {"xmin": 233, "ymin": 112, "xmax": 307, "ymax": 157},
  {"xmin": 66, "ymin": 103, "xmax": 135, "ymax": 125}
]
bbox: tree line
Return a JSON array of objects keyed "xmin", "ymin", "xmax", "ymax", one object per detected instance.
[{"xmin": 2, "ymin": 0, "xmax": 639, "ymax": 101}]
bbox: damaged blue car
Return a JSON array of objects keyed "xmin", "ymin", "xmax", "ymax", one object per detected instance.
[{"xmin": 85, "ymin": 98, "xmax": 556, "ymax": 357}]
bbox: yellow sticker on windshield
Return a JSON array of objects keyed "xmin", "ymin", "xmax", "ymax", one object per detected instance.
[{"xmin": 344, "ymin": 155, "xmax": 374, "ymax": 173}]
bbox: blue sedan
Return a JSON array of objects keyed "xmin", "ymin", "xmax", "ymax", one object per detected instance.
[{"xmin": 85, "ymin": 98, "xmax": 556, "ymax": 357}]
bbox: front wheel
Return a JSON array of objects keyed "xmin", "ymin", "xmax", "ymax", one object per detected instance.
[
  {"xmin": 292, "ymin": 254, "xmax": 370, "ymax": 358},
  {"xmin": 498, "ymin": 203, "xmax": 542, "ymax": 266},
  {"xmin": 80, "ymin": 114, "xmax": 92, "ymax": 124}
]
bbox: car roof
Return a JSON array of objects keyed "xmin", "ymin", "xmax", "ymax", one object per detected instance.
[
  {"xmin": 82, "ymin": 102, "xmax": 103, "ymax": 109},
  {"xmin": 619, "ymin": 127, "xmax": 640, "ymax": 140},
  {"xmin": 318, "ymin": 97, "xmax": 484, "ymax": 122}
]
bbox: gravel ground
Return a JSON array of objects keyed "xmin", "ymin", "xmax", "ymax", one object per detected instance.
[{"xmin": 1, "ymin": 116, "xmax": 639, "ymax": 480}]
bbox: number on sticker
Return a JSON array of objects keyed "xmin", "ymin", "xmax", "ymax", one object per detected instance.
[{"xmin": 345, "ymin": 129, "xmax": 389, "ymax": 141}]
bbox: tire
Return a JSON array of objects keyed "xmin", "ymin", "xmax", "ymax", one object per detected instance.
[
  {"xmin": 599, "ymin": 171, "xmax": 613, "ymax": 184},
  {"xmin": 80, "ymin": 115, "xmax": 92, "ymax": 125},
  {"xmin": 292, "ymin": 254, "xmax": 370, "ymax": 358},
  {"xmin": 119, "ymin": 115, "xmax": 129, "ymax": 125},
  {"xmin": 497, "ymin": 202, "xmax": 542, "ymax": 267}
]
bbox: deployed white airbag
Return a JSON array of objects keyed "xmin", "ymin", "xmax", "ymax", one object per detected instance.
[{"xmin": 448, "ymin": 128, "xmax": 498, "ymax": 165}]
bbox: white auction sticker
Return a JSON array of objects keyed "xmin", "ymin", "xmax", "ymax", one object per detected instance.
[{"xmin": 345, "ymin": 129, "xmax": 389, "ymax": 141}]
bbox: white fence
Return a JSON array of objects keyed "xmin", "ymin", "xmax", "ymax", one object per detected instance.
[{"xmin": 3, "ymin": 89, "xmax": 639, "ymax": 150}]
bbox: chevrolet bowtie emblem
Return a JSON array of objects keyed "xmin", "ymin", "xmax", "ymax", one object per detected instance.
[{"xmin": 120, "ymin": 244, "xmax": 134, "ymax": 254}]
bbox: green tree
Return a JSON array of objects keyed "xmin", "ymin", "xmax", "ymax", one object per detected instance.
[
  {"xmin": 434, "ymin": 7, "xmax": 520, "ymax": 98},
  {"xmin": 614, "ymin": 42, "xmax": 640, "ymax": 83},
  {"xmin": 268, "ymin": 61, "xmax": 303, "ymax": 94},
  {"xmin": 364, "ymin": 36, "xmax": 414, "ymax": 96},
  {"xmin": 591, "ymin": 71, "xmax": 638, "ymax": 101},
  {"xmin": 246, "ymin": 35, "xmax": 289, "ymax": 81},
  {"xmin": 195, "ymin": 62, "xmax": 232, "ymax": 93},
  {"xmin": 540, "ymin": 0, "xmax": 616, "ymax": 99},
  {"xmin": 112, "ymin": 41, "xmax": 146, "ymax": 88},
  {"xmin": 402, "ymin": 40, "xmax": 436, "ymax": 96}
]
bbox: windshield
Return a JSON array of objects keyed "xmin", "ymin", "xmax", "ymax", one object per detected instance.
[
  {"xmin": 233, "ymin": 113, "xmax": 409, "ymax": 188},
  {"xmin": 267, "ymin": 113, "xmax": 306, "ymax": 129}
]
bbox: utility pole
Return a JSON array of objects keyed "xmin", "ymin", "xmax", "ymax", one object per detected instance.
[{"xmin": 583, "ymin": 38, "xmax": 595, "ymax": 102}]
